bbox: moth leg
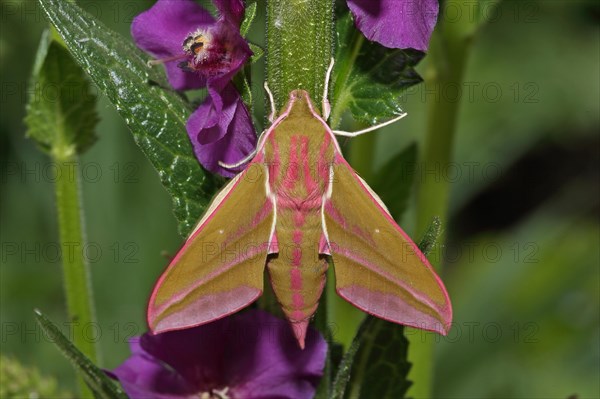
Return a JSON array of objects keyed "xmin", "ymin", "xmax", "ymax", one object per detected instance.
[
  {"xmin": 264, "ymin": 82, "xmax": 277, "ymax": 123},
  {"xmin": 322, "ymin": 57, "xmax": 335, "ymax": 121},
  {"xmin": 332, "ymin": 112, "xmax": 408, "ymax": 137},
  {"xmin": 218, "ymin": 148, "xmax": 258, "ymax": 169}
]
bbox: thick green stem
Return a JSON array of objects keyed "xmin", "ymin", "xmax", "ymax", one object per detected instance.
[
  {"xmin": 415, "ymin": 28, "xmax": 473, "ymax": 238},
  {"xmin": 409, "ymin": 1, "xmax": 478, "ymax": 397},
  {"xmin": 54, "ymin": 154, "xmax": 97, "ymax": 398},
  {"xmin": 266, "ymin": 0, "xmax": 334, "ymax": 110}
]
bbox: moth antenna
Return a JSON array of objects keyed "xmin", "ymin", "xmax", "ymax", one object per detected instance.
[
  {"xmin": 332, "ymin": 112, "xmax": 408, "ymax": 137},
  {"xmin": 264, "ymin": 82, "xmax": 277, "ymax": 123},
  {"xmin": 322, "ymin": 57, "xmax": 334, "ymax": 120},
  {"xmin": 218, "ymin": 149, "xmax": 257, "ymax": 169}
]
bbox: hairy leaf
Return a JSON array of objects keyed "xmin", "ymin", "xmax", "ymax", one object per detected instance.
[
  {"xmin": 333, "ymin": 14, "xmax": 424, "ymax": 126},
  {"xmin": 418, "ymin": 216, "xmax": 442, "ymax": 256},
  {"xmin": 330, "ymin": 318, "xmax": 369, "ymax": 399},
  {"xmin": 249, "ymin": 43, "xmax": 265, "ymax": 64},
  {"xmin": 240, "ymin": 1, "xmax": 257, "ymax": 36},
  {"xmin": 37, "ymin": 0, "xmax": 219, "ymax": 235},
  {"xmin": 25, "ymin": 30, "xmax": 98, "ymax": 158},
  {"xmin": 316, "ymin": 329, "xmax": 344, "ymax": 399},
  {"xmin": 34, "ymin": 310, "xmax": 127, "ymax": 399}
]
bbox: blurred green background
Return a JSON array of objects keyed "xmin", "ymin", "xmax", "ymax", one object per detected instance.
[{"xmin": 1, "ymin": 0, "xmax": 598, "ymax": 398}]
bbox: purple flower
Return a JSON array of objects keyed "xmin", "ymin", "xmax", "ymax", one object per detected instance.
[
  {"xmin": 132, "ymin": 0, "xmax": 256, "ymax": 177},
  {"xmin": 347, "ymin": 0, "xmax": 439, "ymax": 50},
  {"xmin": 109, "ymin": 310, "xmax": 327, "ymax": 399},
  {"xmin": 187, "ymin": 83, "xmax": 256, "ymax": 174}
]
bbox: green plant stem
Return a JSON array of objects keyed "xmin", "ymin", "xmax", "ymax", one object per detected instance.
[
  {"xmin": 409, "ymin": 1, "xmax": 478, "ymax": 397},
  {"xmin": 54, "ymin": 154, "xmax": 97, "ymax": 398},
  {"xmin": 266, "ymin": 0, "xmax": 334, "ymax": 110}
]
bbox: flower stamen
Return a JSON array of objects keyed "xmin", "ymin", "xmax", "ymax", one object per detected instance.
[
  {"xmin": 146, "ymin": 53, "xmax": 188, "ymax": 67},
  {"xmin": 213, "ymin": 387, "xmax": 230, "ymax": 399},
  {"xmin": 198, "ymin": 387, "xmax": 231, "ymax": 399},
  {"xmin": 183, "ymin": 29, "xmax": 213, "ymax": 59},
  {"xmin": 176, "ymin": 27, "xmax": 233, "ymax": 77}
]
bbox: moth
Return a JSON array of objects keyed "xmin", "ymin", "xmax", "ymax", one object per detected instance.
[{"xmin": 148, "ymin": 61, "xmax": 452, "ymax": 347}]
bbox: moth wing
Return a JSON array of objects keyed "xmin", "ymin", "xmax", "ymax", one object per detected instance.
[
  {"xmin": 148, "ymin": 163, "xmax": 273, "ymax": 334},
  {"xmin": 324, "ymin": 154, "xmax": 452, "ymax": 334}
]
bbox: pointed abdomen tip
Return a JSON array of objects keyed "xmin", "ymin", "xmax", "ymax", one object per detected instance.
[{"xmin": 291, "ymin": 320, "xmax": 309, "ymax": 350}]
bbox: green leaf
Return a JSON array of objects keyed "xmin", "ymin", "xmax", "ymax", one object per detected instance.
[
  {"xmin": 249, "ymin": 43, "xmax": 265, "ymax": 64},
  {"xmin": 331, "ymin": 316, "xmax": 412, "ymax": 399},
  {"xmin": 330, "ymin": 318, "xmax": 370, "ymax": 399},
  {"xmin": 331, "ymin": 218, "xmax": 442, "ymax": 399},
  {"xmin": 332, "ymin": 14, "xmax": 424, "ymax": 127},
  {"xmin": 33, "ymin": 310, "xmax": 127, "ymax": 399},
  {"xmin": 372, "ymin": 143, "xmax": 418, "ymax": 220},
  {"xmin": 418, "ymin": 216, "xmax": 442, "ymax": 256},
  {"xmin": 316, "ymin": 330, "xmax": 344, "ymax": 399},
  {"xmin": 37, "ymin": 0, "xmax": 219, "ymax": 235},
  {"xmin": 25, "ymin": 30, "xmax": 98, "ymax": 159},
  {"xmin": 328, "ymin": 339, "xmax": 345, "ymax": 384},
  {"xmin": 240, "ymin": 1, "xmax": 257, "ymax": 37}
]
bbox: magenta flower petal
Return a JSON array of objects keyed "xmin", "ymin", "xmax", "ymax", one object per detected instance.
[
  {"xmin": 108, "ymin": 339, "xmax": 194, "ymax": 398},
  {"xmin": 187, "ymin": 83, "xmax": 257, "ymax": 177},
  {"xmin": 224, "ymin": 311, "xmax": 327, "ymax": 398},
  {"xmin": 214, "ymin": 0, "xmax": 246, "ymax": 26},
  {"xmin": 131, "ymin": 0, "xmax": 215, "ymax": 90},
  {"xmin": 347, "ymin": 0, "xmax": 439, "ymax": 50},
  {"xmin": 110, "ymin": 310, "xmax": 327, "ymax": 399},
  {"xmin": 203, "ymin": 18, "xmax": 253, "ymax": 111}
]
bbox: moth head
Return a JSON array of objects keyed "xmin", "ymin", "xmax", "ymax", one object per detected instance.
[{"xmin": 286, "ymin": 90, "xmax": 320, "ymax": 118}]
